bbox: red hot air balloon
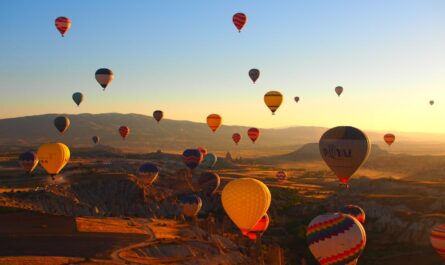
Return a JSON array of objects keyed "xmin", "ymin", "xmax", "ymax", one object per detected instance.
[
  {"xmin": 233, "ymin": 13, "xmax": 247, "ymax": 32},
  {"xmin": 248, "ymin": 128, "xmax": 260, "ymax": 143},
  {"xmin": 241, "ymin": 214, "xmax": 270, "ymax": 240},
  {"xmin": 55, "ymin": 17, "xmax": 71, "ymax": 37},
  {"xmin": 182, "ymin": 149, "xmax": 203, "ymax": 170},
  {"xmin": 232, "ymin": 133, "xmax": 241, "ymax": 145},
  {"xmin": 119, "ymin": 126, "xmax": 130, "ymax": 140},
  {"xmin": 153, "ymin": 110, "xmax": 163, "ymax": 123},
  {"xmin": 276, "ymin": 171, "xmax": 287, "ymax": 182},
  {"xmin": 384, "ymin": 133, "xmax": 395, "ymax": 146}
]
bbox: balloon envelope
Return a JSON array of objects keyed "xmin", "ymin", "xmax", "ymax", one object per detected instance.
[
  {"xmin": 383, "ymin": 133, "xmax": 395, "ymax": 146},
  {"xmin": 182, "ymin": 149, "xmax": 203, "ymax": 170},
  {"xmin": 137, "ymin": 163, "xmax": 159, "ymax": 185},
  {"xmin": 307, "ymin": 213, "xmax": 366, "ymax": 265},
  {"xmin": 206, "ymin": 114, "xmax": 222, "ymax": 133},
  {"xmin": 92, "ymin": 136, "xmax": 100, "ymax": 144},
  {"xmin": 37, "ymin": 143, "xmax": 70, "ymax": 176},
  {"xmin": 153, "ymin": 110, "xmax": 163, "ymax": 123},
  {"xmin": 335, "ymin": 86, "xmax": 343, "ymax": 96},
  {"xmin": 248, "ymin": 128, "xmax": 260, "ymax": 143},
  {"xmin": 196, "ymin": 172, "xmax": 220, "ymax": 195},
  {"xmin": 95, "ymin": 68, "xmax": 114, "ymax": 90},
  {"xmin": 72, "ymin": 92, "xmax": 83, "ymax": 106},
  {"xmin": 180, "ymin": 194, "xmax": 202, "ymax": 217},
  {"xmin": 319, "ymin": 126, "xmax": 370, "ymax": 185},
  {"xmin": 264, "ymin": 91, "xmax": 283, "ymax": 115},
  {"xmin": 19, "ymin": 151, "xmax": 38, "ymax": 174},
  {"xmin": 276, "ymin": 171, "xmax": 287, "ymax": 182},
  {"xmin": 201, "ymin": 153, "xmax": 217, "ymax": 169},
  {"xmin": 430, "ymin": 100, "xmax": 435, "ymax": 106},
  {"xmin": 222, "ymin": 178, "xmax": 271, "ymax": 230},
  {"xmin": 119, "ymin": 126, "xmax": 130, "ymax": 140},
  {"xmin": 241, "ymin": 214, "xmax": 270, "ymax": 240},
  {"xmin": 55, "ymin": 16, "xmax": 71, "ymax": 37},
  {"xmin": 233, "ymin": 13, "xmax": 247, "ymax": 32},
  {"xmin": 431, "ymin": 224, "xmax": 445, "ymax": 261},
  {"xmin": 249, "ymin": 69, "xmax": 260, "ymax": 83},
  {"xmin": 54, "ymin": 116, "xmax": 70, "ymax": 134},
  {"xmin": 232, "ymin": 133, "xmax": 241, "ymax": 145},
  {"xmin": 294, "ymin": 97, "xmax": 300, "ymax": 103},
  {"xmin": 339, "ymin": 205, "xmax": 366, "ymax": 224}
]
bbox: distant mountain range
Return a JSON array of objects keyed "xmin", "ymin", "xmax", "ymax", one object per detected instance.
[{"xmin": 1, "ymin": 113, "xmax": 445, "ymax": 155}]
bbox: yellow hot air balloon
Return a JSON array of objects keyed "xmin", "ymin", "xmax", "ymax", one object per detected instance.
[
  {"xmin": 206, "ymin": 114, "xmax": 222, "ymax": 133},
  {"xmin": 37, "ymin": 143, "xmax": 70, "ymax": 177},
  {"xmin": 222, "ymin": 178, "xmax": 271, "ymax": 230},
  {"xmin": 264, "ymin": 91, "xmax": 283, "ymax": 115}
]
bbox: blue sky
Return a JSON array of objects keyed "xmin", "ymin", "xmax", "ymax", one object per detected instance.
[{"xmin": 1, "ymin": 1, "xmax": 445, "ymax": 133}]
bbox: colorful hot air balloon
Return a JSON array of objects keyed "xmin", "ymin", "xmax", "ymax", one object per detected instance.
[
  {"xmin": 54, "ymin": 116, "xmax": 70, "ymax": 134},
  {"xmin": 222, "ymin": 178, "xmax": 271, "ymax": 230},
  {"xmin": 294, "ymin": 97, "xmax": 300, "ymax": 103},
  {"xmin": 431, "ymin": 224, "xmax": 445, "ymax": 261},
  {"xmin": 307, "ymin": 213, "xmax": 366, "ymax": 265},
  {"xmin": 430, "ymin": 100, "xmax": 435, "ymax": 106},
  {"xmin": 37, "ymin": 143, "xmax": 70, "ymax": 177},
  {"xmin": 276, "ymin": 170, "xmax": 287, "ymax": 182},
  {"xmin": 233, "ymin": 13, "xmax": 247, "ymax": 32},
  {"xmin": 92, "ymin": 136, "xmax": 100, "ymax": 144},
  {"xmin": 95, "ymin": 68, "xmax": 114, "ymax": 90},
  {"xmin": 319, "ymin": 126, "xmax": 371, "ymax": 186},
  {"xmin": 248, "ymin": 128, "xmax": 260, "ymax": 143},
  {"xmin": 339, "ymin": 205, "xmax": 366, "ymax": 225},
  {"xmin": 383, "ymin": 133, "xmax": 395, "ymax": 146},
  {"xmin": 335, "ymin": 86, "xmax": 343, "ymax": 96},
  {"xmin": 201, "ymin": 153, "xmax": 217, "ymax": 169},
  {"xmin": 55, "ymin": 16, "xmax": 71, "ymax": 37},
  {"xmin": 119, "ymin": 126, "xmax": 130, "ymax": 140},
  {"xmin": 249, "ymin": 69, "xmax": 260, "ymax": 84},
  {"xmin": 180, "ymin": 194, "xmax": 202, "ymax": 217},
  {"xmin": 18, "ymin": 151, "xmax": 38, "ymax": 174},
  {"xmin": 196, "ymin": 172, "xmax": 220, "ymax": 195},
  {"xmin": 182, "ymin": 149, "xmax": 203, "ymax": 170},
  {"xmin": 72, "ymin": 92, "xmax": 83, "ymax": 107},
  {"xmin": 137, "ymin": 163, "xmax": 159, "ymax": 185},
  {"xmin": 241, "ymin": 214, "xmax": 270, "ymax": 241},
  {"xmin": 198, "ymin": 147, "xmax": 208, "ymax": 157},
  {"xmin": 153, "ymin": 110, "xmax": 163, "ymax": 123},
  {"xmin": 206, "ymin": 114, "xmax": 222, "ymax": 133},
  {"xmin": 232, "ymin": 133, "xmax": 241, "ymax": 145},
  {"xmin": 264, "ymin": 91, "xmax": 283, "ymax": 115}
]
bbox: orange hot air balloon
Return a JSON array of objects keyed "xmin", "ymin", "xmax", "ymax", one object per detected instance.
[
  {"xmin": 241, "ymin": 214, "xmax": 270, "ymax": 240},
  {"xmin": 232, "ymin": 133, "xmax": 241, "ymax": 145},
  {"xmin": 119, "ymin": 126, "xmax": 130, "ymax": 140},
  {"xmin": 384, "ymin": 133, "xmax": 395, "ymax": 146},
  {"xmin": 55, "ymin": 17, "xmax": 71, "ymax": 37},
  {"xmin": 248, "ymin": 128, "xmax": 260, "ymax": 143},
  {"xmin": 335, "ymin": 86, "xmax": 343, "ymax": 96},
  {"xmin": 319, "ymin": 126, "xmax": 370, "ymax": 186},
  {"xmin": 264, "ymin": 91, "xmax": 283, "ymax": 115},
  {"xmin": 233, "ymin": 13, "xmax": 247, "ymax": 32},
  {"xmin": 206, "ymin": 114, "xmax": 222, "ymax": 133}
]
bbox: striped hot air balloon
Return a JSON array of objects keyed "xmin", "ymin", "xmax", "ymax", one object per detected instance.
[
  {"xmin": 206, "ymin": 114, "xmax": 222, "ymax": 133},
  {"xmin": 233, "ymin": 13, "xmax": 247, "ymax": 32},
  {"xmin": 18, "ymin": 151, "xmax": 39, "ymax": 174},
  {"xmin": 431, "ymin": 224, "xmax": 445, "ymax": 261},
  {"xmin": 248, "ymin": 128, "xmax": 260, "ymax": 143},
  {"xmin": 232, "ymin": 133, "xmax": 241, "ymax": 145},
  {"xmin": 264, "ymin": 91, "xmax": 283, "ymax": 115},
  {"xmin": 137, "ymin": 163, "xmax": 159, "ymax": 185},
  {"xmin": 339, "ymin": 205, "xmax": 366, "ymax": 224},
  {"xmin": 276, "ymin": 170, "xmax": 287, "ymax": 182},
  {"xmin": 241, "ymin": 214, "xmax": 270, "ymax": 241},
  {"xmin": 307, "ymin": 213, "xmax": 366, "ymax": 265},
  {"xmin": 95, "ymin": 68, "xmax": 114, "ymax": 90},
  {"xmin": 182, "ymin": 149, "xmax": 203, "ymax": 170},
  {"xmin": 180, "ymin": 194, "xmax": 202, "ymax": 217},
  {"xmin": 55, "ymin": 16, "xmax": 71, "ymax": 37},
  {"xmin": 119, "ymin": 126, "xmax": 130, "ymax": 140},
  {"xmin": 383, "ymin": 133, "xmax": 395, "ymax": 146}
]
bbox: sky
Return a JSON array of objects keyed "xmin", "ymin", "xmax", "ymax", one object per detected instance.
[{"xmin": 0, "ymin": 0, "xmax": 445, "ymax": 133}]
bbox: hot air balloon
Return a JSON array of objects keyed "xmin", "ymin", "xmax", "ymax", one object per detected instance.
[
  {"xmin": 335, "ymin": 86, "xmax": 343, "ymax": 96},
  {"xmin": 232, "ymin": 133, "xmax": 241, "ymax": 145},
  {"xmin": 431, "ymin": 224, "xmax": 445, "ymax": 261},
  {"xmin": 92, "ymin": 136, "xmax": 100, "ymax": 144},
  {"xmin": 276, "ymin": 170, "xmax": 287, "ymax": 182},
  {"xmin": 233, "ymin": 13, "xmax": 247, "ymax": 32},
  {"xmin": 206, "ymin": 114, "xmax": 222, "ymax": 133},
  {"xmin": 72, "ymin": 92, "xmax": 83, "ymax": 107},
  {"xmin": 180, "ymin": 194, "xmax": 202, "ymax": 217},
  {"xmin": 430, "ymin": 100, "xmax": 435, "ymax": 106},
  {"xmin": 95, "ymin": 68, "xmax": 114, "ymax": 90},
  {"xmin": 18, "ymin": 151, "xmax": 38, "ymax": 174},
  {"xmin": 319, "ymin": 126, "xmax": 371, "ymax": 186},
  {"xmin": 55, "ymin": 16, "xmax": 71, "ymax": 37},
  {"xmin": 383, "ymin": 133, "xmax": 395, "ymax": 146},
  {"xmin": 201, "ymin": 153, "xmax": 217, "ymax": 169},
  {"xmin": 241, "ymin": 214, "xmax": 270, "ymax": 241},
  {"xmin": 222, "ymin": 178, "xmax": 271, "ymax": 230},
  {"xmin": 153, "ymin": 110, "xmax": 163, "ymax": 123},
  {"xmin": 307, "ymin": 213, "xmax": 366, "ymax": 265},
  {"xmin": 182, "ymin": 149, "xmax": 203, "ymax": 170},
  {"xmin": 119, "ymin": 126, "xmax": 130, "ymax": 140},
  {"xmin": 249, "ymin": 69, "xmax": 260, "ymax": 84},
  {"xmin": 339, "ymin": 205, "xmax": 366, "ymax": 224},
  {"xmin": 294, "ymin": 97, "xmax": 300, "ymax": 103},
  {"xmin": 198, "ymin": 147, "xmax": 208, "ymax": 157},
  {"xmin": 264, "ymin": 91, "xmax": 283, "ymax": 115},
  {"xmin": 37, "ymin": 143, "xmax": 70, "ymax": 177},
  {"xmin": 54, "ymin": 116, "xmax": 70, "ymax": 134},
  {"xmin": 137, "ymin": 163, "xmax": 159, "ymax": 185},
  {"xmin": 248, "ymin": 128, "xmax": 260, "ymax": 143},
  {"xmin": 196, "ymin": 172, "xmax": 220, "ymax": 195}
]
